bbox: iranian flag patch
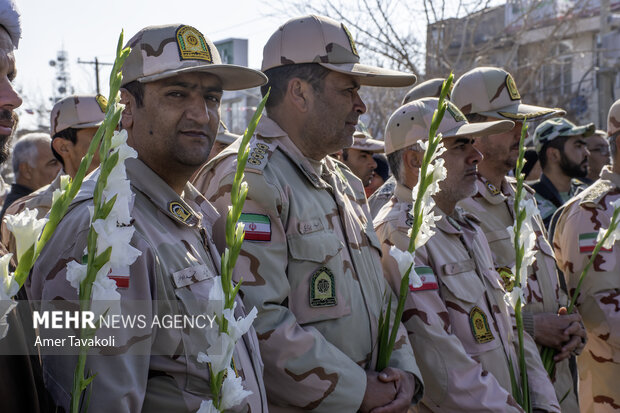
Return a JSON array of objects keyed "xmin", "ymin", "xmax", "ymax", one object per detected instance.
[
  {"xmin": 579, "ymin": 232, "xmax": 612, "ymax": 253},
  {"xmin": 410, "ymin": 266, "xmax": 439, "ymax": 291},
  {"xmin": 239, "ymin": 213, "xmax": 271, "ymax": 241}
]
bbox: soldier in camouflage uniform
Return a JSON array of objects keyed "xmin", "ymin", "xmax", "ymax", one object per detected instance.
[
  {"xmin": 368, "ymin": 78, "xmax": 446, "ymax": 218},
  {"xmin": 452, "ymin": 67, "xmax": 584, "ymax": 412},
  {"xmin": 193, "ymin": 14, "xmax": 423, "ymax": 412},
  {"xmin": 29, "ymin": 24, "xmax": 269, "ymax": 412},
  {"xmin": 1, "ymin": 94, "xmax": 106, "ymax": 258},
  {"xmin": 339, "ymin": 131, "xmax": 383, "ymax": 187},
  {"xmin": 375, "ymin": 97, "xmax": 562, "ymax": 412},
  {"xmin": 552, "ymin": 98, "xmax": 620, "ymax": 413},
  {"xmin": 531, "ymin": 117, "xmax": 595, "ymax": 228}
]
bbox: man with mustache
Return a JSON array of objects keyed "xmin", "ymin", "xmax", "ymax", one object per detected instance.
[
  {"xmin": 375, "ymin": 97, "xmax": 559, "ymax": 412},
  {"xmin": 453, "ymin": 67, "xmax": 585, "ymax": 412},
  {"xmin": 340, "ymin": 131, "xmax": 382, "ymax": 188},
  {"xmin": 531, "ymin": 117, "xmax": 595, "ymax": 228},
  {"xmin": 194, "ymin": 15, "xmax": 423, "ymax": 412},
  {"xmin": 30, "ymin": 24, "xmax": 269, "ymax": 412}
]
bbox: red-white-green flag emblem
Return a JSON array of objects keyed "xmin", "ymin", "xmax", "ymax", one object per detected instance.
[
  {"xmin": 239, "ymin": 213, "xmax": 271, "ymax": 241},
  {"xmin": 579, "ymin": 232, "xmax": 612, "ymax": 253}
]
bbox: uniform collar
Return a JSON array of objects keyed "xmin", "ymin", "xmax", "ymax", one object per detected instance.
[
  {"xmin": 475, "ymin": 174, "xmax": 510, "ymax": 205},
  {"xmin": 394, "ymin": 182, "xmax": 413, "ymax": 204},
  {"xmin": 126, "ymin": 158, "xmax": 215, "ymax": 228},
  {"xmin": 600, "ymin": 165, "xmax": 620, "ymax": 188}
]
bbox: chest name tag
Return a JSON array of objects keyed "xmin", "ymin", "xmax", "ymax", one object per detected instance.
[
  {"xmin": 469, "ymin": 306, "xmax": 494, "ymax": 344},
  {"xmin": 310, "ymin": 267, "xmax": 336, "ymax": 308},
  {"xmin": 172, "ymin": 264, "xmax": 212, "ymax": 288}
]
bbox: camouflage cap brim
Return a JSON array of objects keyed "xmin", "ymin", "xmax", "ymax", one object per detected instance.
[
  {"xmin": 138, "ymin": 64, "xmax": 267, "ymax": 91},
  {"xmin": 319, "ymin": 62, "xmax": 416, "ymax": 87},
  {"xmin": 442, "ymin": 119, "xmax": 514, "ymax": 139},
  {"xmin": 348, "ymin": 136, "xmax": 384, "ymax": 152},
  {"xmin": 479, "ymin": 102, "xmax": 566, "ymax": 122},
  {"xmin": 72, "ymin": 120, "xmax": 104, "ymax": 129}
]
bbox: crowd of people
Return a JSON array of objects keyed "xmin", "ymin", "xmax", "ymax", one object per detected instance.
[{"xmin": 0, "ymin": 1, "xmax": 618, "ymax": 412}]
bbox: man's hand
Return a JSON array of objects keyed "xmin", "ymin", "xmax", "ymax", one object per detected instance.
[
  {"xmin": 359, "ymin": 370, "xmax": 397, "ymax": 413},
  {"xmin": 361, "ymin": 368, "xmax": 417, "ymax": 413},
  {"xmin": 554, "ymin": 307, "xmax": 587, "ymax": 361},
  {"xmin": 532, "ymin": 310, "xmax": 582, "ymax": 349}
]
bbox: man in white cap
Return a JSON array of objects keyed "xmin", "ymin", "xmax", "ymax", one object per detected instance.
[
  {"xmin": 368, "ymin": 78, "xmax": 447, "ymax": 217},
  {"xmin": 30, "ymin": 24, "xmax": 269, "ymax": 412},
  {"xmin": 339, "ymin": 130, "xmax": 383, "ymax": 187},
  {"xmin": 552, "ymin": 98, "xmax": 620, "ymax": 413},
  {"xmin": 194, "ymin": 14, "xmax": 423, "ymax": 412},
  {"xmin": 452, "ymin": 67, "xmax": 585, "ymax": 412},
  {"xmin": 1, "ymin": 94, "xmax": 106, "ymax": 258},
  {"xmin": 375, "ymin": 97, "xmax": 560, "ymax": 412}
]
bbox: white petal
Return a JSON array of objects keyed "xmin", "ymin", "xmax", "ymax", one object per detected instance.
[
  {"xmin": 4, "ymin": 208, "xmax": 47, "ymax": 260},
  {"xmin": 220, "ymin": 367, "xmax": 252, "ymax": 410}
]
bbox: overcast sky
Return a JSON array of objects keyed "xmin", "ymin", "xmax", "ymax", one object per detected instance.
[{"xmin": 13, "ymin": 0, "xmax": 289, "ymax": 126}]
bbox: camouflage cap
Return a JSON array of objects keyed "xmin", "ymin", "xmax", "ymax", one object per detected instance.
[
  {"xmin": 384, "ymin": 97, "xmax": 514, "ymax": 155},
  {"xmin": 347, "ymin": 131, "xmax": 384, "ymax": 153},
  {"xmin": 451, "ymin": 67, "xmax": 565, "ymax": 121},
  {"xmin": 50, "ymin": 94, "xmax": 107, "ymax": 136},
  {"xmin": 0, "ymin": 0, "xmax": 20, "ymax": 48},
  {"xmin": 607, "ymin": 99, "xmax": 620, "ymax": 138},
  {"xmin": 402, "ymin": 78, "xmax": 446, "ymax": 105},
  {"xmin": 122, "ymin": 24, "xmax": 267, "ymax": 90},
  {"xmin": 533, "ymin": 117, "xmax": 595, "ymax": 153},
  {"xmin": 262, "ymin": 15, "xmax": 416, "ymax": 87}
]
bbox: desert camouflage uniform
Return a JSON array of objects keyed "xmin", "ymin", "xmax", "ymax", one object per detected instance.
[
  {"xmin": 368, "ymin": 175, "xmax": 396, "ymax": 218},
  {"xmin": 29, "ymin": 158, "xmax": 267, "ymax": 413},
  {"xmin": 374, "ymin": 181, "xmax": 560, "ymax": 412},
  {"xmin": 1, "ymin": 172, "xmax": 61, "ymax": 258},
  {"xmin": 458, "ymin": 175, "xmax": 579, "ymax": 412},
  {"xmin": 553, "ymin": 165, "xmax": 620, "ymax": 413},
  {"xmin": 193, "ymin": 116, "xmax": 423, "ymax": 412}
]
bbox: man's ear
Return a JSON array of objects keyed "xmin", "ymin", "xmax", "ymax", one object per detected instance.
[
  {"xmin": 404, "ymin": 149, "xmax": 422, "ymax": 169},
  {"xmin": 18, "ymin": 161, "xmax": 32, "ymax": 181},
  {"xmin": 51, "ymin": 137, "xmax": 70, "ymax": 158},
  {"xmin": 286, "ymin": 78, "xmax": 313, "ymax": 113},
  {"xmin": 547, "ymin": 146, "xmax": 561, "ymax": 163},
  {"xmin": 119, "ymin": 88, "xmax": 134, "ymax": 129}
]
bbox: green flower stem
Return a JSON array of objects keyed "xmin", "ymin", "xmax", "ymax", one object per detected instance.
[
  {"xmin": 376, "ymin": 74, "xmax": 453, "ymax": 372},
  {"xmin": 506, "ymin": 120, "xmax": 531, "ymax": 412},
  {"xmin": 70, "ymin": 31, "xmax": 130, "ymax": 413},
  {"xmin": 540, "ymin": 205, "xmax": 620, "ymax": 374},
  {"xmin": 13, "ymin": 34, "xmax": 129, "ymax": 288},
  {"xmin": 210, "ymin": 90, "xmax": 269, "ymax": 409}
]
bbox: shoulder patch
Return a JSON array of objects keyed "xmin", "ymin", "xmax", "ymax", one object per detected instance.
[
  {"xmin": 578, "ymin": 232, "xmax": 612, "ymax": 253},
  {"xmin": 245, "ymin": 137, "xmax": 277, "ymax": 173},
  {"xmin": 409, "ymin": 266, "xmax": 439, "ymax": 291},
  {"xmin": 239, "ymin": 213, "xmax": 271, "ymax": 241},
  {"xmin": 581, "ymin": 180, "xmax": 616, "ymax": 207}
]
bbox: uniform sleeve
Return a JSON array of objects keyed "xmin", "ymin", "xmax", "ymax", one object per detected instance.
[
  {"xmin": 381, "ymin": 243, "xmax": 524, "ymax": 412},
  {"xmin": 30, "ymin": 211, "xmax": 153, "ymax": 413},
  {"xmin": 206, "ymin": 169, "xmax": 367, "ymax": 412},
  {"xmin": 554, "ymin": 206, "xmax": 620, "ymax": 349}
]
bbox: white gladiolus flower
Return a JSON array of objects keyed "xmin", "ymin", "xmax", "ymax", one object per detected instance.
[
  {"xmin": 220, "ymin": 367, "xmax": 252, "ymax": 410},
  {"xmin": 596, "ymin": 199, "xmax": 620, "ymax": 250},
  {"xmin": 199, "ymin": 332, "xmax": 236, "ymax": 374},
  {"xmin": 389, "ymin": 246, "xmax": 414, "ymax": 277},
  {"xmin": 504, "ymin": 286, "xmax": 524, "ymax": 309},
  {"xmin": 66, "ymin": 260, "xmax": 88, "ymax": 292},
  {"xmin": 92, "ymin": 219, "xmax": 141, "ymax": 269},
  {"xmin": 196, "ymin": 400, "xmax": 219, "ymax": 413},
  {"xmin": 0, "ymin": 254, "xmax": 18, "ymax": 339},
  {"xmin": 222, "ymin": 306, "xmax": 257, "ymax": 342},
  {"xmin": 4, "ymin": 208, "xmax": 47, "ymax": 260}
]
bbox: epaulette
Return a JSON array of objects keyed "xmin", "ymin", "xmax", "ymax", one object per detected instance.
[
  {"xmin": 580, "ymin": 179, "xmax": 616, "ymax": 208},
  {"xmin": 505, "ymin": 175, "xmax": 535, "ymax": 195},
  {"xmin": 457, "ymin": 206, "xmax": 482, "ymax": 226},
  {"xmin": 244, "ymin": 135, "xmax": 278, "ymax": 173}
]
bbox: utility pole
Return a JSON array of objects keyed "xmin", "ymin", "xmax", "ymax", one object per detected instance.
[
  {"xmin": 77, "ymin": 57, "xmax": 113, "ymax": 95},
  {"xmin": 598, "ymin": 0, "xmax": 614, "ymax": 127}
]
